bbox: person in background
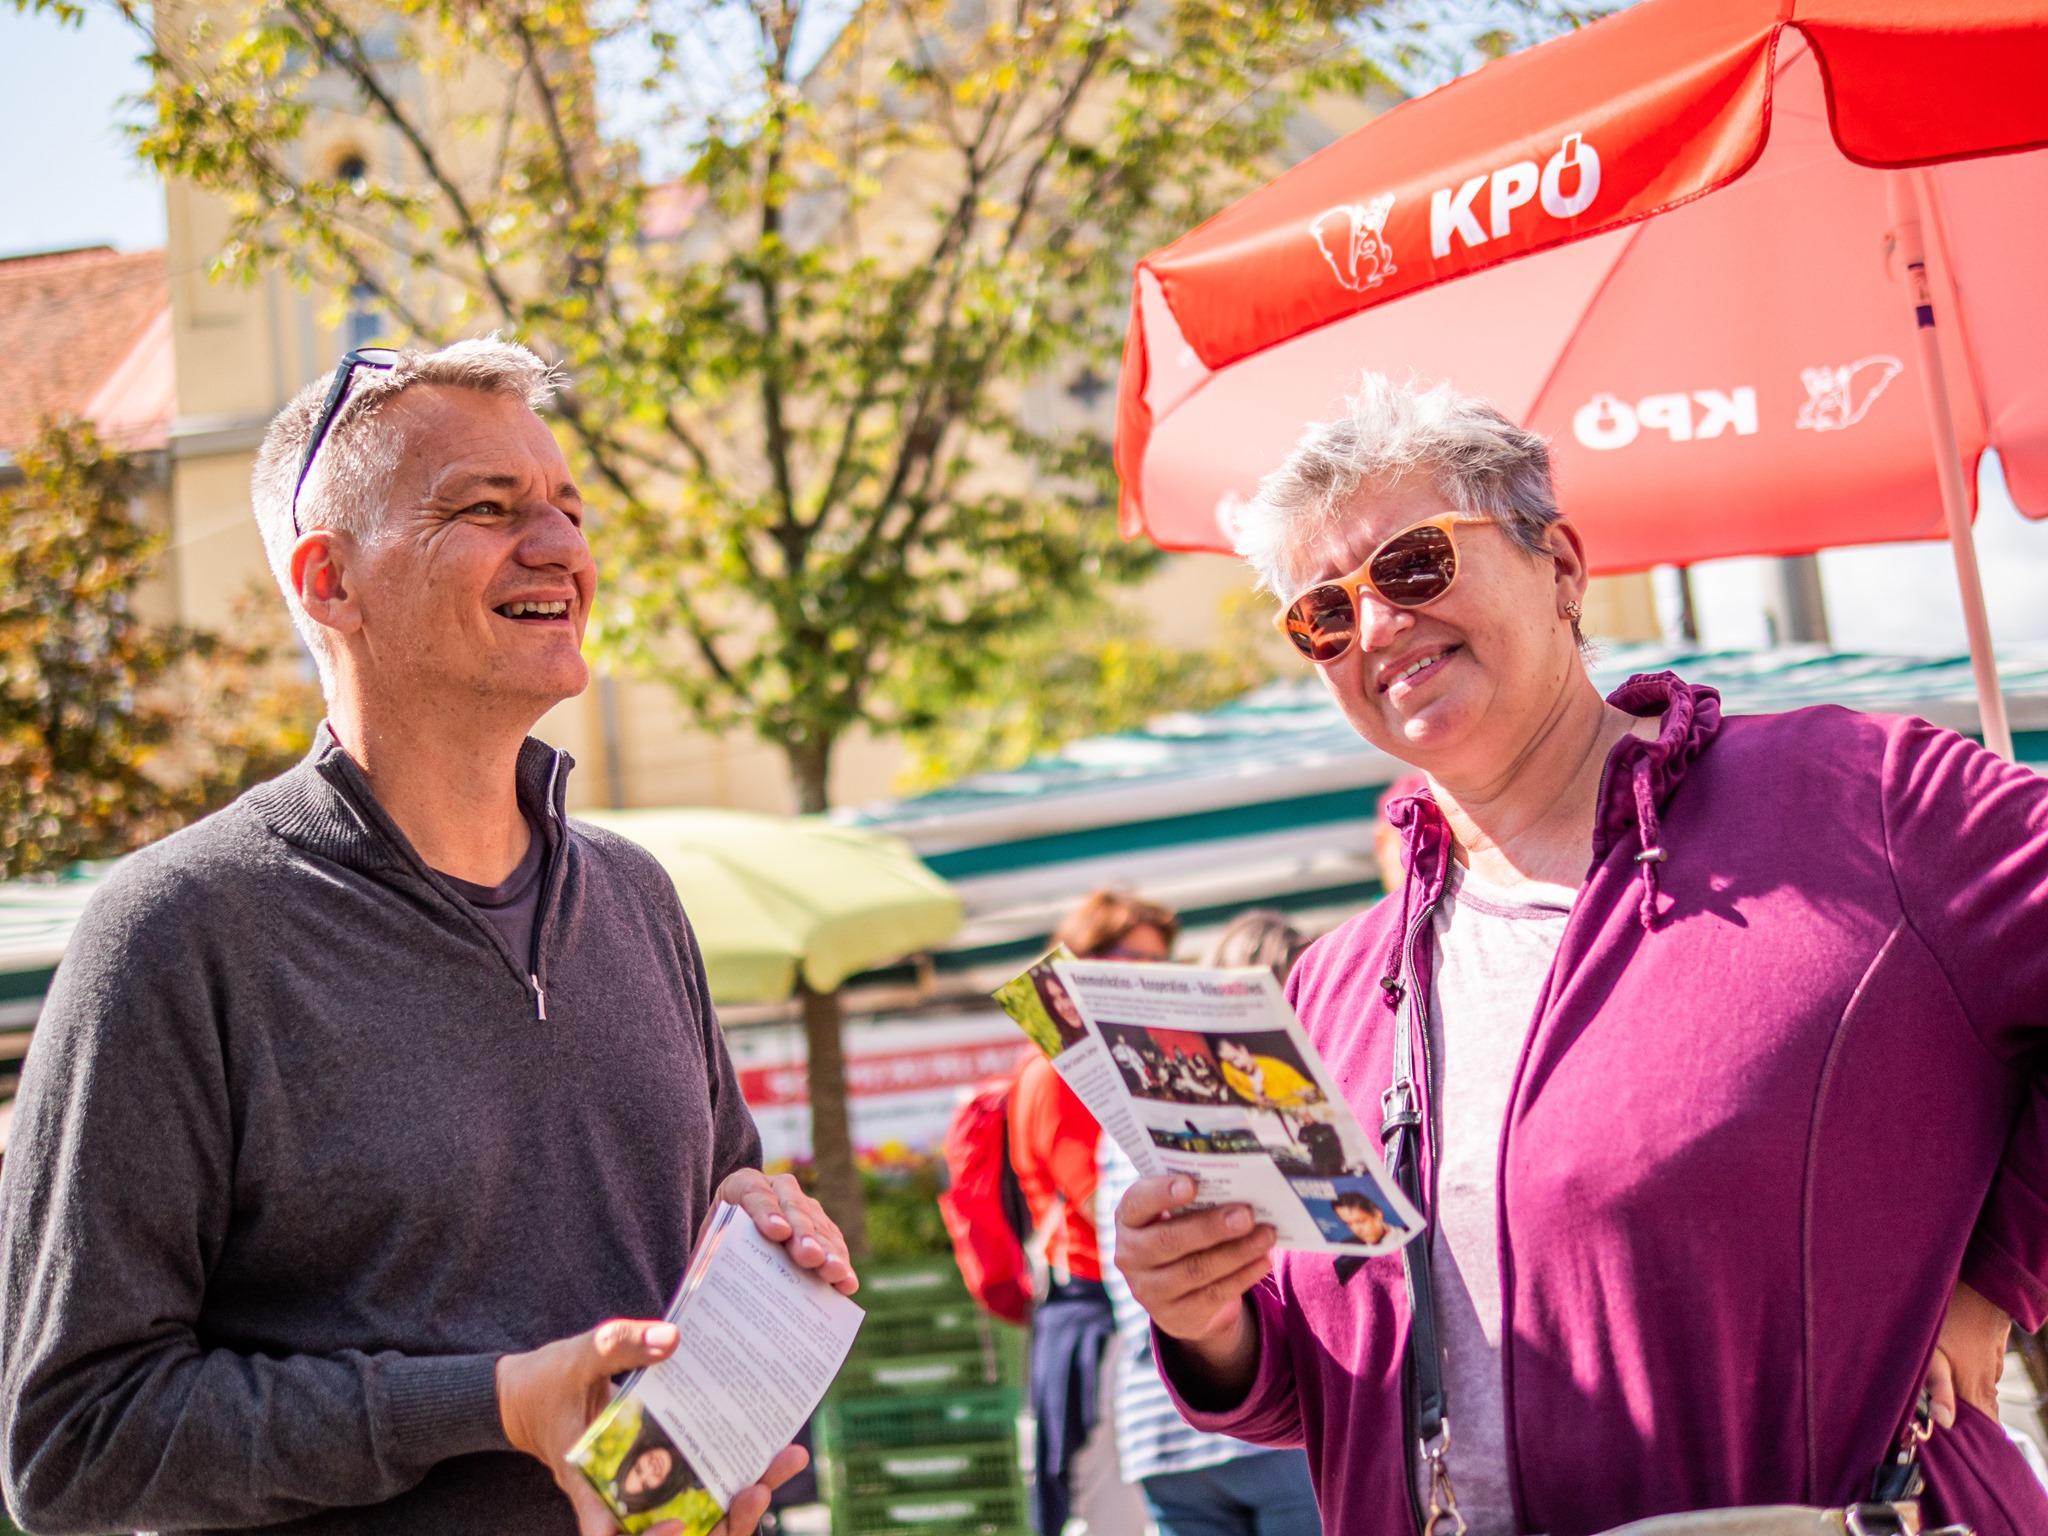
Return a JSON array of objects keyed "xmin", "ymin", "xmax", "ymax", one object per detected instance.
[
  {"xmin": 1206, "ymin": 907, "xmax": 1314, "ymax": 980},
  {"xmin": 1095, "ymin": 910, "xmax": 1321, "ymax": 1536},
  {"xmin": 1012, "ymin": 890, "xmax": 1176, "ymax": 1535}
]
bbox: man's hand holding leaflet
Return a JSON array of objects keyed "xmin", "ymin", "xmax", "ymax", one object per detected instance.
[{"xmin": 566, "ymin": 1205, "xmax": 865, "ymax": 1536}]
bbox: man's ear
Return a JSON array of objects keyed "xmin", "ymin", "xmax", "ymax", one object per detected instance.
[{"xmin": 291, "ymin": 532, "xmax": 363, "ymax": 639}]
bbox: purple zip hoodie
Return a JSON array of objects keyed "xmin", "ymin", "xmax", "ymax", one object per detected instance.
[{"xmin": 1161, "ymin": 674, "xmax": 2048, "ymax": 1535}]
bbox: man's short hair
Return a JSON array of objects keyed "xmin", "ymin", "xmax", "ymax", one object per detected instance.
[
  {"xmin": 249, "ymin": 336, "xmax": 562, "ymax": 694},
  {"xmin": 1332, "ymin": 1190, "xmax": 1382, "ymax": 1214}
]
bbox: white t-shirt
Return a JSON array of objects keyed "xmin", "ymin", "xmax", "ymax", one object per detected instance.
[{"xmin": 1420, "ymin": 858, "xmax": 1575, "ymax": 1535}]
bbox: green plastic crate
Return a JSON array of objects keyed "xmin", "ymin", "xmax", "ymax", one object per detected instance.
[
  {"xmin": 848, "ymin": 1299, "xmax": 1006, "ymax": 1360},
  {"xmin": 854, "ymin": 1256, "xmax": 972, "ymax": 1311},
  {"xmin": 828, "ymin": 1438, "xmax": 1021, "ymax": 1500},
  {"xmin": 836, "ymin": 1482, "xmax": 1030, "ymax": 1535},
  {"xmin": 832, "ymin": 1332, "xmax": 1025, "ymax": 1398},
  {"xmin": 819, "ymin": 1386, "xmax": 1023, "ymax": 1452}
]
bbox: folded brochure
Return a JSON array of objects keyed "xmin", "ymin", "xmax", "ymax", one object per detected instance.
[
  {"xmin": 995, "ymin": 950, "xmax": 1422, "ymax": 1256},
  {"xmin": 568, "ymin": 1203, "xmax": 864, "ymax": 1534}
]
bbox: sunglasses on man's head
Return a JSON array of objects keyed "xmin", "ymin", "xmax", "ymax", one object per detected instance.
[
  {"xmin": 1274, "ymin": 513, "xmax": 1498, "ymax": 664},
  {"xmin": 289, "ymin": 346, "xmax": 402, "ymax": 537}
]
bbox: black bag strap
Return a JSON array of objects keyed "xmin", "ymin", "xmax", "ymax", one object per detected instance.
[
  {"xmin": 1380, "ymin": 967, "xmax": 1465, "ymax": 1535},
  {"xmin": 1381, "ymin": 1029, "xmax": 1444, "ymax": 1448}
]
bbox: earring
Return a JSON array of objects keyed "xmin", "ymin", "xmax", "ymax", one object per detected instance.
[{"xmin": 1563, "ymin": 599, "xmax": 1583, "ymax": 624}]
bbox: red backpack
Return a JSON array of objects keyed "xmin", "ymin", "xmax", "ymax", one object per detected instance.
[{"xmin": 937, "ymin": 1060, "xmax": 1041, "ymax": 1326}]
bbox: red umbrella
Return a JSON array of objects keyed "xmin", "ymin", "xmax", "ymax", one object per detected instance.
[{"xmin": 1114, "ymin": 0, "xmax": 2048, "ymax": 757}]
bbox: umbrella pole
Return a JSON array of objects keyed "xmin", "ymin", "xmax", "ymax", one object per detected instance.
[{"xmin": 1887, "ymin": 171, "xmax": 2015, "ymax": 761}]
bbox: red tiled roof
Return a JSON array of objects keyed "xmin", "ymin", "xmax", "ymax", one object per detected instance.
[
  {"xmin": 0, "ymin": 246, "xmax": 171, "ymax": 453},
  {"xmin": 640, "ymin": 181, "xmax": 707, "ymax": 243}
]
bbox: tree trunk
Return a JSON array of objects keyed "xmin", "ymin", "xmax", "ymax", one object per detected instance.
[
  {"xmin": 782, "ymin": 732, "xmax": 863, "ymax": 1250},
  {"xmin": 799, "ymin": 980, "xmax": 867, "ymax": 1258},
  {"xmin": 788, "ymin": 733, "xmax": 832, "ymax": 816}
]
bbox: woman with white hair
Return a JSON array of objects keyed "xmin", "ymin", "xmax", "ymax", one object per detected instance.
[{"xmin": 1114, "ymin": 375, "xmax": 2048, "ymax": 1535}]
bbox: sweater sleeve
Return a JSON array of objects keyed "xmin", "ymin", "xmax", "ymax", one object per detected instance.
[
  {"xmin": 1880, "ymin": 718, "xmax": 2048, "ymax": 1330},
  {"xmin": 1153, "ymin": 1280, "xmax": 1306, "ymax": 1445},
  {"xmin": 0, "ymin": 862, "xmax": 507, "ymax": 1535},
  {"xmin": 674, "ymin": 902, "xmax": 766, "ymax": 1190}
]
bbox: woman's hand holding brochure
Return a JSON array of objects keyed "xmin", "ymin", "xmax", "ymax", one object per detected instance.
[
  {"xmin": 1113, "ymin": 1173, "xmax": 1269, "ymax": 1399},
  {"xmin": 993, "ymin": 952, "xmax": 1423, "ymax": 1260},
  {"xmin": 994, "ymin": 950, "xmax": 1423, "ymax": 1406}
]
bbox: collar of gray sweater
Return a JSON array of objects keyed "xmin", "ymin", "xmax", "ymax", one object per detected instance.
[{"xmin": 247, "ymin": 722, "xmax": 572, "ymax": 877}]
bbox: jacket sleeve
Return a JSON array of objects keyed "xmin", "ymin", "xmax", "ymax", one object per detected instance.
[
  {"xmin": 1881, "ymin": 717, "xmax": 2048, "ymax": 1330},
  {"xmin": 0, "ymin": 862, "xmax": 508, "ymax": 1535}
]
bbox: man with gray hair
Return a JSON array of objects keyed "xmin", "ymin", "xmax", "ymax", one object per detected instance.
[{"xmin": 0, "ymin": 339, "xmax": 852, "ymax": 1536}]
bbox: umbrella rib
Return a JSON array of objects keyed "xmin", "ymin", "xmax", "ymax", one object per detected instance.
[{"xmin": 1518, "ymin": 218, "xmax": 1655, "ymax": 437}]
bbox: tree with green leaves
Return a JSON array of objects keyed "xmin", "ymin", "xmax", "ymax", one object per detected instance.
[
  {"xmin": 0, "ymin": 419, "xmax": 317, "ymax": 880},
  {"xmin": 64, "ymin": 0, "xmax": 1401, "ymax": 816},
  {"xmin": 896, "ymin": 587, "xmax": 1287, "ymax": 790}
]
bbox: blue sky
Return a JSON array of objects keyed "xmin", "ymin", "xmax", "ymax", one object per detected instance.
[
  {"xmin": 4, "ymin": 3, "xmax": 2044, "ymax": 659},
  {"xmin": 0, "ymin": 6, "xmax": 164, "ymax": 256}
]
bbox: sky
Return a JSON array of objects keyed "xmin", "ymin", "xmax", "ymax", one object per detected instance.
[
  {"xmin": 3, "ymin": 3, "xmax": 2044, "ymax": 662},
  {"xmin": 0, "ymin": 6, "xmax": 164, "ymax": 257}
]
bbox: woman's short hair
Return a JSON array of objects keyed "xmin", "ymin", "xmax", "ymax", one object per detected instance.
[
  {"xmin": 1201, "ymin": 908, "xmax": 1311, "ymax": 981},
  {"xmin": 1053, "ymin": 890, "xmax": 1180, "ymax": 960},
  {"xmin": 1231, "ymin": 372, "xmax": 1561, "ymax": 598}
]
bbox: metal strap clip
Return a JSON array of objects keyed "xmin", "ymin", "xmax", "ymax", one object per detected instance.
[
  {"xmin": 1844, "ymin": 1506, "xmax": 1913, "ymax": 1536},
  {"xmin": 1422, "ymin": 1421, "xmax": 1467, "ymax": 1536}
]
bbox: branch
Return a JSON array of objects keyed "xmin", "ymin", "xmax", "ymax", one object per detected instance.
[
  {"xmin": 809, "ymin": 168, "xmax": 981, "ymax": 526},
  {"xmin": 489, "ymin": 52, "xmax": 524, "ymax": 195},
  {"xmin": 552, "ymin": 387, "xmax": 739, "ymax": 689},
  {"xmin": 887, "ymin": 0, "xmax": 969, "ymax": 152},
  {"xmin": 509, "ymin": 14, "xmax": 586, "ymax": 211},
  {"xmin": 326, "ymin": 240, "xmax": 444, "ymax": 342},
  {"xmin": 991, "ymin": 1, "xmax": 1132, "ymax": 258},
  {"xmin": 752, "ymin": 0, "xmax": 803, "ymax": 564},
  {"xmin": 501, "ymin": 8, "xmax": 721, "ymax": 477},
  {"xmin": 281, "ymin": 0, "xmax": 525, "ymax": 325}
]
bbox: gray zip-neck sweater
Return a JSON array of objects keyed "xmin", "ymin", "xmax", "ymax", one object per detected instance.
[{"xmin": 0, "ymin": 728, "xmax": 762, "ymax": 1535}]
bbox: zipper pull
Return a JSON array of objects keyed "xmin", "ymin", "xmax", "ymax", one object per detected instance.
[{"xmin": 530, "ymin": 976, "xmax": 547, "ymax": 1022}]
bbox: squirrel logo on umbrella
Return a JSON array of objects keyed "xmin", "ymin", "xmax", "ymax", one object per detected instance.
[
  {"xmin": 1795, "ymin": 355, "xmax": 1904, "ymax": 432},
  {"xmin": 1310, "ymin": 194, "xmax": 1397, "ymax": 293}
]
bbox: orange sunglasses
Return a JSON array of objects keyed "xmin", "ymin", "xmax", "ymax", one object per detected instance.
[{"xmin": 1274, "ymin": 514, "xmax": 1498, "ymax": 663}]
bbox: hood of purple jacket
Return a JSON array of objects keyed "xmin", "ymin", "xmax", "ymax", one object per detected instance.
[{"xmin": 1165, "ymin": 673, "xmax": 2048, "ymax": 1536}]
